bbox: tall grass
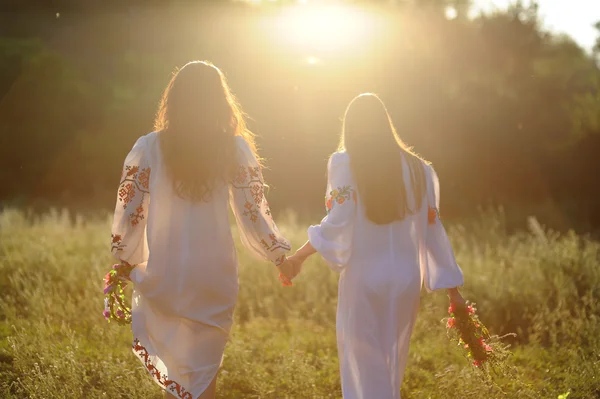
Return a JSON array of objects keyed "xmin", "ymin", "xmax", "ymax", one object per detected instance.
[{"xmin": 0, "ymin": 208, "xmax": 599, "ymax": 398}]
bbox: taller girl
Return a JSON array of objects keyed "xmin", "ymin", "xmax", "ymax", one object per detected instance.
[{"xmin": 109, "ymin": 61, "xmax": 292, "ymax": 399}]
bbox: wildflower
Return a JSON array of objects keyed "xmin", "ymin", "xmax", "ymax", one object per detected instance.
[
  {"xmin": 446, "ymin": 318, "xmax": 455, "ymax": 328},
  {"xmin": 467, "ymin": 305, "xmax": 475, "ymax": 314},
  {"xmin": 448, "ymin": 303, "xmax": 456, "ymax": 314},
  {"xmin": 103, "ymin": 310, "xmax": 110, "ymax": 320}
]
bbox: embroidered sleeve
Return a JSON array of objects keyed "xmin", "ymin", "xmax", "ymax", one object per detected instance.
[
  {"xmin": 307, "ymin": 152, "xmax": 357, "ymax": 272},
  {"xmin": 422, "ymin": 164, "xmax": 464, "ymax": 291},
  {"xmin": 110, "ymin": 136, "xmax": 150, "ymax": 266},
  {"xmin": 229, "ymin": 138, "xmax": 291, "ymax": 266}
]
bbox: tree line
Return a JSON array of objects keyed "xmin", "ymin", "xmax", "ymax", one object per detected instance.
[{"xmin": 1, "ymin": 0, "xmax": 599, "ymax": 230}]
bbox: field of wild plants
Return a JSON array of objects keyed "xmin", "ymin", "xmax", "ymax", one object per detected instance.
[{"xmin": 0, "ymin": 208, "xmax": 599, "ymax": 398}]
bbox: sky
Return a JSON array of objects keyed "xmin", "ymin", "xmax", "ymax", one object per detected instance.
[{"xmin": 473, "ymin": 0, "xmax": 600, "ymax": 52}]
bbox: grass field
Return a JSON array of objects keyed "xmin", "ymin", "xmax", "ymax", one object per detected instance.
[{"xmin": 0, "ymin": 208, "xmax": 599, "ymax": 398}]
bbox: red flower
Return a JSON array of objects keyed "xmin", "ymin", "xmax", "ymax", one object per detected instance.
[
  {"xmin": 485, "ymin": 344, "xmax": 493, "ymax": 352},
  {"xmin": 446, "ymin": 318, "xmax": 455, "ymax": 328},
  {"xmin": 338, "ymin": 197, "xmax": 345, "ymax": 205},
  {"xmin": 467, "ymin": 305, "xmax": 475, "ymax": 314},
  {"xmin": 473, "ymin": 360, "xmax": 483, "ymax": 367},
  {"xmin": 448, "ymin": 303, "xmax": 456, "ymax": 314},
  {"xmin": 478, "ymin": 337, "xmax": 485, "ymax": 346}
]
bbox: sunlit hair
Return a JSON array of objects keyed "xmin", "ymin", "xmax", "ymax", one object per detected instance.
[
  {"xmin": 154, "ymin": 61, "xmax": 259, "ymax": 202},
  {"xmin": 338, "ymin": 93, "xmax": 428, "ymax": 224}
]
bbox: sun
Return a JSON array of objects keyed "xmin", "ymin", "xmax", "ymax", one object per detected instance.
[{"xmin": 272, "ymin": 3, "xmax": 377, "ymax": 57}]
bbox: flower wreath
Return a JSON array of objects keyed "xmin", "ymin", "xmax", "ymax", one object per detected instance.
[
  {"xmin": 103, "ymin": 262, "xmax": 135, "ymax": 325},
  {"xmin": 445, "ymin": 301, "xmax": 513, "ymax": 368}
]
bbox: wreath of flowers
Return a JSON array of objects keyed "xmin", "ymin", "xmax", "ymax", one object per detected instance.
[
  {"xmin": 103, "ymin": 262, "xmax": 135, "ymax": 325},
  {"xmin": 445, "ymin": 301, "xmax": 512, "ymax": 368}
]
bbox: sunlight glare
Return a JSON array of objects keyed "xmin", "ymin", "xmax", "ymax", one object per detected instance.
[
  {"xmin": 274, "ymin": 4, "xmax": 376, "ymax": 55},
  {"xmin": 445, "ymin": 6, "xmax": 458, "ymax": 20},
  {"xmin": 307, "ymin": 56, "xmax": 320, "ymax": 65}
]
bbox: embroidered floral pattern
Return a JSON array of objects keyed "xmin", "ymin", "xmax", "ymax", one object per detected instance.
[
  {"xmin": 117, "ymin": 164, "xmax": 151, "ymax": 225},
  {"xmin": 133, "ymin": 339, "xmax": 193, "ymax": 399},
  {"xmin": 130, "ymin": 204, "xmax": 145, "ymax": 226},
  {"xmin": 234, "ymin": 165, "xmax": 248, "ymax": 185},
  {"xmin": 250, "ymin": 183, "xmax": 264, "ymax": 205},
  {"xmin": 243, "ymin": 201, "xmax": 258, "ymax": 223},
  {"xmin": 111, "ymin": 234, "xmax": 125, "ymax": 253},
  {"xmin": 125, "ymin": 165, "xmax": 139, "ymax": 178},
  {"xmin": 428, "ymin": 206, "xmax": 439, "ymax": 224},
  {"xmin": 119, "ymin": 183, "xmax": 136, "ymax": 208},
  {"xmin": 231, "ymin": 158, "xmax": 291, "ymax": 268},
  {"xmin": 260, "ymin": 233, "xmax": 292, "ymax": 254},
  {"xmin": 326, "ymin": 185, "xmax": 355, "ymax": 213},
  {"xmin": 248, "ymin": 166, "xmax": 260, "ymax": 179},
  {"xmin": 138, "ymin": 168, "xmax": 151, "ymax": 190}
]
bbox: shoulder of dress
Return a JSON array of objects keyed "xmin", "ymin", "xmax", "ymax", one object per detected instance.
[
  {"xmin": 234, "ymin": 135, "xmax": 252, "ymax": 151},
  {"xmin": 329, "ymin": 151, "xmax": 349, "ymax": 167},
  {"xmin": 131, "ymin": 131, "xmax": 157, "ymax": 150}
]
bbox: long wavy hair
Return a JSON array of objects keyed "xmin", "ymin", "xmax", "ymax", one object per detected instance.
[
  {"xmin": 154, "ymin": 61, "xmax": 258, "ymax": 202},
  {"xmin": 338, "ymin": 93, "xmax": 428, "ymax": 224}
]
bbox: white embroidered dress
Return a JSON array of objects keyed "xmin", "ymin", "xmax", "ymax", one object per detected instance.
[
  {"xmin": 110, "ymin": 132, "xmax": 290, "ymax": 399},
  {"xmin": 307, "ymin": 152, "xmax": 464, "ymax": 399}
]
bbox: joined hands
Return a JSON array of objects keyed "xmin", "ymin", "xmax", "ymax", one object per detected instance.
[{"xmin": 276, "ymin": 241, "xmax": 317, "ymax": 285}]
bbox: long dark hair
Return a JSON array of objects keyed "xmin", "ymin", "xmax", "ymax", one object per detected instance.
[
  {"xmin": 154, "ymin": 61, "xmax": 258, "ymax": 202},
  {"xmin": 338, "ymin": 93, "xmax": 428, "ymax": 224}
]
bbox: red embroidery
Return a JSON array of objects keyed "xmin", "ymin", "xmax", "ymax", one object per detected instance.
[
  {"xmin": 111, "ymin": 233, "xmax": 125, "ymax": 253},
  {"xmin": 132, "ymin": 339, "xmax": 192, "ymax": 399},
  {"xmin": 428, "ymin": 206, "xmax": 439, "ymax": 224},
  {"xmin": 117, "ymin": 164, "xmax": 151, "ymax": 224},
  {"xmin": 126, "ymin": 165, "xmax": 139, "ymax": 178},
  {"xmin": 326, "ymin": 186, "xmax": 354, "ymax": 213},
  {"xmin": 234, "ymin": 166, "xmax": 248, "ymax": 184},
  {"xmin": 260, "ymin": 234, "xmax": 291, "ymax": 254},
  {"xmin": 119, "ymin": 183, "xmax": 136, "ymax": 208},
  {"xmin": 248, "ymin": 166, "xmax": 260, "ymax": 179},
  {"xmin": 138, "ymin": 167, "xmax": 151, "ymax": 190},
  {"xmin": 243, "ymin": 201, "xmax": 258, "ymax": 223},
  {"xmin": 130, "ymin": 205, "xmax": 145, "ymax": 226},
  {"xmin": 250, "ymin": 183, "xmax": 264, "ymax": 205}
]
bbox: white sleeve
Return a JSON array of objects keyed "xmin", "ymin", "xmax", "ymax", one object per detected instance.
[
  {"xmin": 229, "ymin": 138, "xmax": 291, "ymax": 266},
  {"xmin": 307, "ymin": 153, "xmax": 357, "ymax": 272},
  {"xmin": 422, "ymin": 164, "xmax": 464, "ymax": 291},
  {"xmin": 110, "ymin": 136, "xmax": 150, "ymax": 266}
]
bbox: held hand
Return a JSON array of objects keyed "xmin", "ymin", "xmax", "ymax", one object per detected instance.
[
  {"xmin": 448, "ymin": 288, "xmax": 466, "ymax": 309},
  {"xmin": 277, "ymin": 254, "xmax": 305, "ymax": 285}
]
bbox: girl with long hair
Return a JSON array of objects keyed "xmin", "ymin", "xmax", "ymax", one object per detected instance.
[
  {"xmin": 288, "ymin": 93, "xmax": 465, "ymax": 398},
  {"xmin": 109, "ymin": 61, "xmax": 293, "ymax": 399}
]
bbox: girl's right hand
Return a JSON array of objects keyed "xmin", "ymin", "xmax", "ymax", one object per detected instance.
[{"xmin": 448, "ymin": 287, "xmax": 466, "ymax": 308}]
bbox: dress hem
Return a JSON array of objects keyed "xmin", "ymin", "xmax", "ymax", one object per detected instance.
[{"xmin": 132, "ymin": 337, "xmax": 195, "ymax": 399}]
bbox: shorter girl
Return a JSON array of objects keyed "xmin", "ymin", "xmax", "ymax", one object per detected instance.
[{"xmin": 289, "ymin": 93, "xmax": 465, "ymax": 399}]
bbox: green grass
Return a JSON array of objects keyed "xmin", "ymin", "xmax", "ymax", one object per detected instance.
[{"xmin": 0, "ymin": 208, "xmax": 599, "ymax": 398}]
